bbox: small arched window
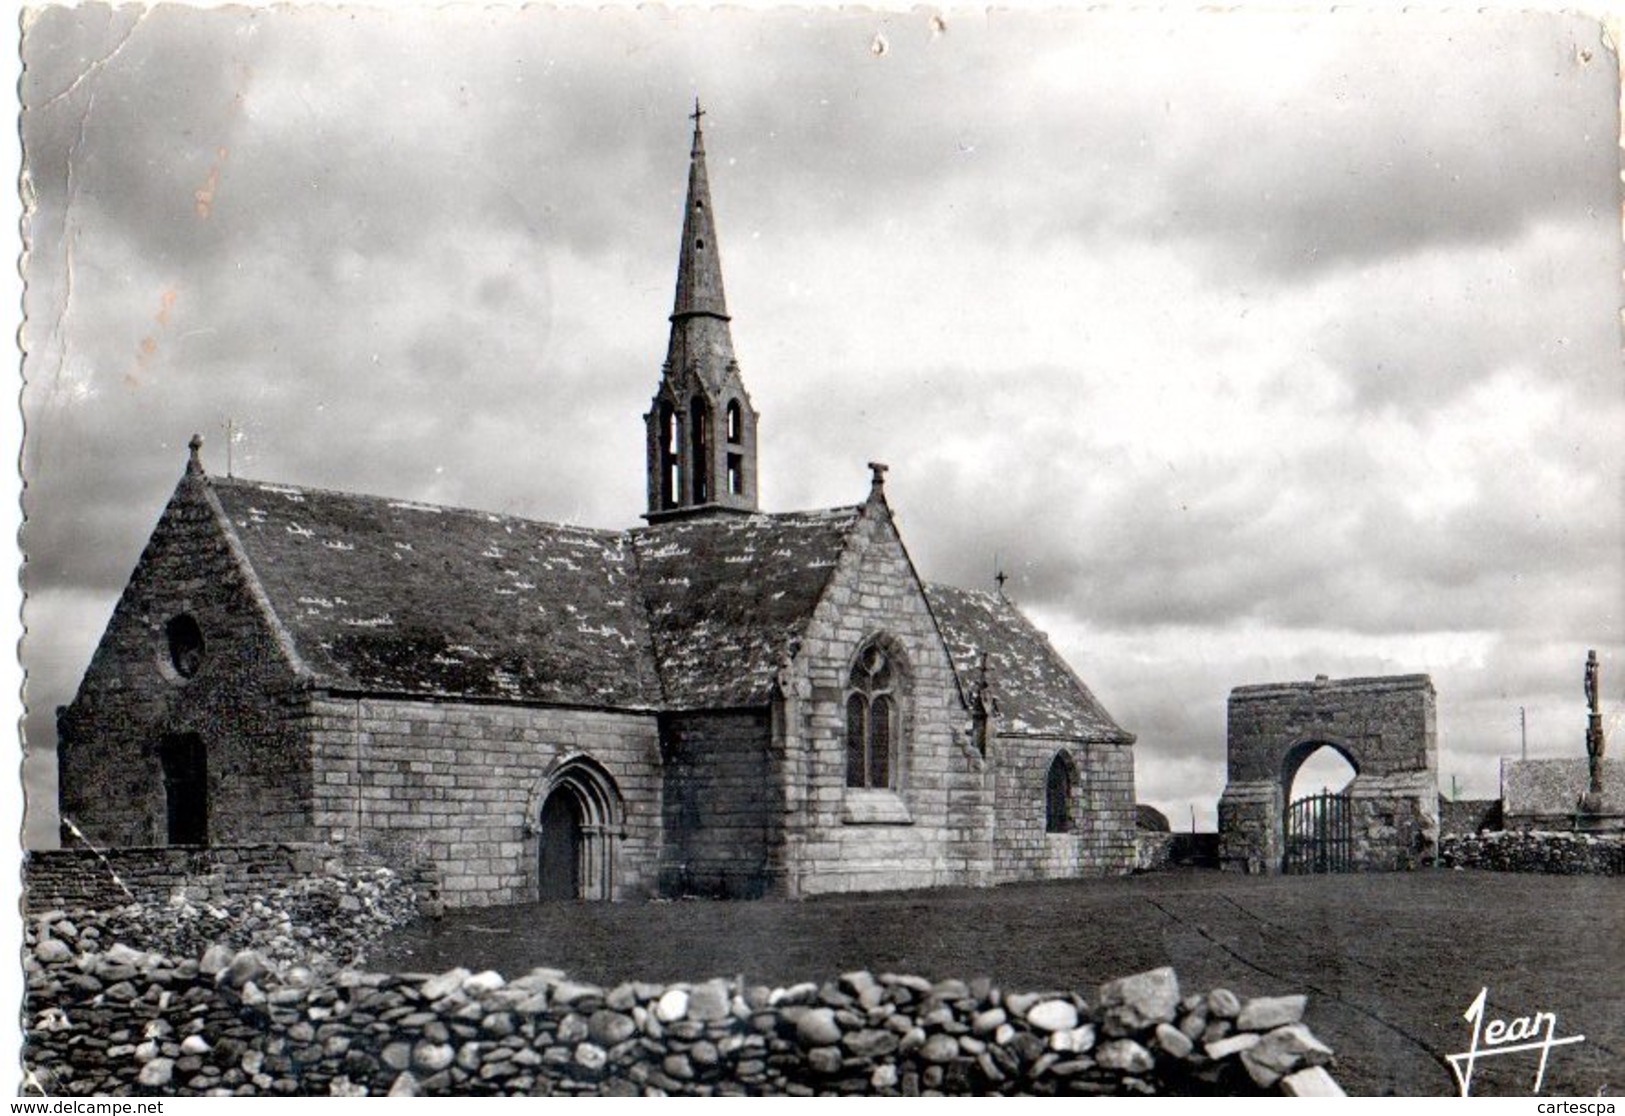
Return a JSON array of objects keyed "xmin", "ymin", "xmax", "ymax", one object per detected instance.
[
  {"xmin": 166, "ymin": 614, "xmax": 205, "ymax": 679},
  {"xmin": 846, "ymin": 642, "xmax": 900, "ymax": 789},
  {"xmin": 726, "ymin": 400, "xmax": 743, "ymax": 444},
  {"xmin": 1045, "ymin": 752, "xmax": 1074, "ymax": 833},
  {"xmin": 658, "ymin": 401, "xmax": 679, "ymax": 508},
  {"xmin": 689, "ymin": 397, "xmax": 710, "ymax": 504}
]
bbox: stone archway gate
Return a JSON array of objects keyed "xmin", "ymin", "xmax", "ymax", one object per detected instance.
[{"xmin": 1218, "ymin": 674, "xmax": 1439, "ymax": 874}]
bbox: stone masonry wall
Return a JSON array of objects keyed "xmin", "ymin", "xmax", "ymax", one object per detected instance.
[
  {"xmin": 992, "ymin": 738, "xmax": 1136, "ymax": 882},
  {"xmin": 1437, "ymin": 797, "xmax": 1501, "ymax": 836},
  {"xmin": 779, "ymin": 499, "xmax": 993, "ymax": 895},
  {"xmin": 307, "ymin": 697, "xmax": 662, "ymax": 907},
  {"xmin": 57, "ymin": 473, "xmax": 315, "ymax": 847},
  {"xmin": 24, "ymin": 845, "xmax": 328, "ymax": 914},
  {"xmin": 1220, "ymin": 675, "xmax": 1437, "ymax": 874},
  {"xmin": 659, "ymin": 710, "xmax": 780, "ymax": 898},
  {"xmin": 1438, "ymin": 831, "xmax": 1625, "ymax": 875},
  {"xmin": 24, "ymin": 907, "xmax": 1346, "ymax": 1097}
]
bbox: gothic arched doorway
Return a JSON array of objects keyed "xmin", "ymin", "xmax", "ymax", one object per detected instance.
[
  {"xmin": 537, "ymin": 791, "xmax": 583, "ymax": 899},
  {"xmin": 528, "ymin": 756, "xmax": 625, "ymax": 901}
]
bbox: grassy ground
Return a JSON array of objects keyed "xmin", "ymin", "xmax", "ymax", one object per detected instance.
[{"xmin": 368, "ymin": 870, "xmax": 1622, "ymax": 1096}]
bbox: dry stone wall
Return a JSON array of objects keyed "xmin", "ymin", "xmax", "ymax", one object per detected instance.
[
  {"xmin": 25, "ymin": 909, "xmax": 1345, "ymax": 1097},
  {"xmin": 1438, "ymin": 831, "xmax": 1625, "ymax": 875}
]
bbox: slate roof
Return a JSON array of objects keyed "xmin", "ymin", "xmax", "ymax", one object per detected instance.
[
  {"xmin": 211, "ymin": 478, "xmax": 662, "ymax": 707},
  {"xmin": 925, "ymin": 583, "xmax": 1133, "ymax": 742},
  {"xmin": 210, "ymin": 476, "xmax": 863, "ymax": 711},
  {"xmin": 208, "ymin": 475, "xmax": 1128, "ymax": 741},
  {"xmin": 631, "ymin": 508, "xmax": 862, "ymax": 709}
]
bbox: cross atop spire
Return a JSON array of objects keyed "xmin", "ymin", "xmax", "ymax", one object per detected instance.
[{"xmin": 689, "ymin": 99, "xmax": 706, "ymax": 155}]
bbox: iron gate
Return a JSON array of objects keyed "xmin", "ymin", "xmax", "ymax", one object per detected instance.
[{"xmin": 1283, "ymin": 791, "xmax": 1353, "ymax": 873}]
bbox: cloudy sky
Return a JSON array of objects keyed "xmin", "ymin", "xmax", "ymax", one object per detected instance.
[{"xmin": 17, "ymin": 5, "xmax": 1622, "ymax": 846}]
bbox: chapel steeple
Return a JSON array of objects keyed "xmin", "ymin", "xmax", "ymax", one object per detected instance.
[{"xmin": 645, "ymin": 101, "xmax": 759, "ymax": 522}]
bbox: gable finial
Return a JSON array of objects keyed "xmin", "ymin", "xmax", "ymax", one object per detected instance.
[
  {"xmin": 186, "ymin": 433, "xmax": 204, "ymax": 476},
  {"xmin": 995, "ymin": 568, "xmax": 1009, "ymax": 595},
  {"xmin": 868, "ymin": 461, "xmax": 889, "ymax": 494}
]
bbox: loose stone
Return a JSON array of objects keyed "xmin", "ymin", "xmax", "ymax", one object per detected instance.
[
  {"xmin": 688, "ymin": 980, "xmax": 731, "ymax": 1023},
  {"xmin": 420, "ymin": 968, "xmax": 471, "ymax": 1001},
  {"xmin": 1095, "ymin": 1039, "xmax": 1155, "ymax": 1074},
  {"xmin": 1154, "ymin": 1022, "xmax": 1193, "ymax": 1059},
  {"xmin": 573, "ymin": 1043, "xmax": 607, "ymax": 1072},
  {"xmin": 411, "ymin": 1043, "xmax": 454, "ymax": 1073},
  {"xmin": 920, "ymin": 1034, "xmax": 960, "ymax": 1064},
  {"xmin": 807, "ymin": 1046, "xmax": 844, "ymax": 1075},
  {"xmin": 588, "ymin": 1010, "xmax": 637, "ymax": 1047},
  {"xmin": 1026, "ymin": 1000, "xmax": 1080, "ymax": 1033},
  {"xmin": 1236, "ymin": 995, "xmax": 1307, "ymax": 1033},
  {"xmin": 137, "ymin": 1058, "xmax": 174, "ymax": 1087},
  {"xmin": 655, "ymin": 989, "xmax": 689, "ymax": 1023},
  {"xmin": 1097, "ymin": 968, "xmax": 1179, "ymax": 1034},
  {"xmin": 795, "ymin": 1008, "xmax": 842, "ymax": 1048},
  {"xmin": 1205, "ymin": 1032, "xmax": 1262, "ymax": 1060}
]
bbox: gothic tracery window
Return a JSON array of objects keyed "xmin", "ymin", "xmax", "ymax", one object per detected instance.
[{"xmin": 846, "ymin": 642, "xmax": 900, "ymax": 789}]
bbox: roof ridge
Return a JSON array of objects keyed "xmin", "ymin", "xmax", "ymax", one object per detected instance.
[
  {"xmin": 213, "ymin": 474, "xmax": 630, "ymax": 541},
  {"xmin": 628, "ymin": 503, "xmax": 864, "ymax": 534}
]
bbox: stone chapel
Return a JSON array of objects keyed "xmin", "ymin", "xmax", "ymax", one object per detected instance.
[{"xmin": 56, "ymin": 111, "xmax": 1138, "ymax": 907}]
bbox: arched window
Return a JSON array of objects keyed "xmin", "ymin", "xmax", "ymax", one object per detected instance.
[
  {"xmin": 166, "ymin": 614, "xmax": 205, "ymax": 679},
  {"xmin": 658, "ymin": 402, "xmax": 679, "ymax": 508},
  {"xmin": 726, "ymin": 400, "xmax": 743, "ymax": 444},
  {"xmin": 1045, "ymin": 752, "xmax": 1074, "ymax": 833},
  {"xmin": 846, "ymin": 642, "xmax": 900, "ymax": 789},
  {"xmin": 689, "ymin": 397, "xmax": 710, "ymax": 504}
]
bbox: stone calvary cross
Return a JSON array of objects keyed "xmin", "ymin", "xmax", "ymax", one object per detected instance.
[{"xmin": 1581, "ymin": 649, "xmax": 1607, "ymax": 811}]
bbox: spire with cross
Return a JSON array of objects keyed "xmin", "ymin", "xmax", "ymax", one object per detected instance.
[{"xmin": 645, "ymin": 103, "xmax": 759, "ymax": 522}]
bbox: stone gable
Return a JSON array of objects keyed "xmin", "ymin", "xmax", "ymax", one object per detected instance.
[{"xmin": 57, "ymin": 473, "xmax": 315, "ymax": 848}]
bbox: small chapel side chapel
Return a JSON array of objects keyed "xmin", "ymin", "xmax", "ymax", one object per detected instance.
[{"xmin": 56, "ymin": 111, "xmax": 1138, "ymax": 907}]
